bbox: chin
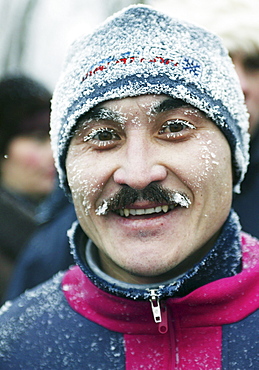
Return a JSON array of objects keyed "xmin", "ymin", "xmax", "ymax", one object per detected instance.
[{"xmin": 124, "ymin": 262, "xmax": 179, "ymax": 283}]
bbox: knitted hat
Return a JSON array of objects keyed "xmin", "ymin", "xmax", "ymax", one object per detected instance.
[
  {"xmin": 50, "ymin": 5, "xmax": 249, "ymax": 194},
  {"xmin": 0, "ymin": 75, "xmax": 51, "ymax": 157}
]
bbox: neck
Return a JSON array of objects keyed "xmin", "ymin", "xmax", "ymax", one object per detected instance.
[{"xmin": 98, "ymin": 230, "xmax": 220, "ymax": 285}]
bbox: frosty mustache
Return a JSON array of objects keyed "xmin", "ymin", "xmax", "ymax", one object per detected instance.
[{"xmin": 95, "ymin": 183, "xmax": 191, "ymax": 216}]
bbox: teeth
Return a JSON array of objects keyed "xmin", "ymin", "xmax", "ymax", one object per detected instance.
[
  {"xmin": 124, "ymin": 209, "xmax": 130, "ymax": 217},
  {"xmin": 120, "ymin": 205, "xmax": 171, "ymax": 217},
  {"xmin": 145, "ymin": 208, "xmax": 155, "ymax": 214},
  {"xmin": 162, "ymin": 205, "xmax": 169, "ymax": 213}
]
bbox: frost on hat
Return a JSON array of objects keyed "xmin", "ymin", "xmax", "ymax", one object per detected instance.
[{"xmin": 50, "ymin": 4, "xmax": 249, "ymax": 194}]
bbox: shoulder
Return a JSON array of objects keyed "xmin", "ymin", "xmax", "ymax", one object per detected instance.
[
  {"xmin": 1, "ymin": 270, "xmax": 64, "ymax": 310},
  {"xmin": 0, "ymin": 272, "xmax": 65, "ymax": 344},
  {"xmin": 0, "ymin": 272, "xmax": 68, "ymax": 365},
  {"xmin": 0, "ymin": 270, "xmax": 125, "ymax": 369}
]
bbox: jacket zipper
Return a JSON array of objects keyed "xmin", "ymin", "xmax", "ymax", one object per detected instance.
[{"xmin": 148, "ymin": 289, "xmax": 168, "ymax": 333}]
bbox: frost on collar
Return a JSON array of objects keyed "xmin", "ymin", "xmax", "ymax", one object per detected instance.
[
  {"xmin": 50, "ymin": 5, "xmax": 250, "ymax": 195},
  {"xmin": 68, "ymin": 209, "xmax": 242, "ymax": 301}
]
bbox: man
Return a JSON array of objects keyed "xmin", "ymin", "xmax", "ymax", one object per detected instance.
[{"xmin": 0, "ymin": 5, "xmax": 258, "ymax": 369}]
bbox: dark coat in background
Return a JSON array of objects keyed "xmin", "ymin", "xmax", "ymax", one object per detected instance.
[
  {"xmin": 233, "ymin": 128, "xmax": 259, "ymax": 238},
  {"xmin": 4, "ymin": 186, "xmax": 76, "ymax": 302}
]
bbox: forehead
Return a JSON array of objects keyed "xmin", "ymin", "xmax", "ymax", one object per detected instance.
[
  {"xmin": 98, "ymin": 94, "xmax": 190, "ymax": 114},
  {"xmin": 77, "ymin": 94, "xmax": 206, "ymax": 127}
]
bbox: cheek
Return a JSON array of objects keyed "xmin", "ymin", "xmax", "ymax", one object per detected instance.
[
  {"xmin": 183, "ymin": 136, "xmax": 232, "ymax": 194},
  {"xmin": 22, "ymin": 151, "xmax": 42, "ymax": 168},
  {"xmin": 8, "ymin": 143, "xmax": 41, "ymax": 169},
  {"xmin": 66, "ymin": 154, "xmax": 104, "ymax": 216}
]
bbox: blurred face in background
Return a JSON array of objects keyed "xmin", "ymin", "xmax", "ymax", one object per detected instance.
[
  {"xmin": 231, "ymin": 52, "xmax": 259, "ymax": 137},
  {"xmin": 1, "ymin": 132, "xmax": 56, "ymax": 199}
]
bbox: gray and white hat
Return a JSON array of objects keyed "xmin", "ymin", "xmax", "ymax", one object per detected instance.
[{"xmin": 50, "ymin": 4, "xmax": 249, "ymax": 194}]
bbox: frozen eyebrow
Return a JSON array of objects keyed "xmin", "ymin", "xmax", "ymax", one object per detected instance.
[
  {"xmin": 152, "ymin": 98, "xmax": 191, "ymax": 114},
  {"xmin": 77, "ymin": 107, "xmax": 125, "ymax": 126}
]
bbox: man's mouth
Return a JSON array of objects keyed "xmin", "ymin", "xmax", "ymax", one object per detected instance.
[
  {"xmin": 117, "ymin": 204, "xmax": 175, "ymax": 218},
  {"xmin": 95, "ymin": 188, "xmax": 191, "ymax": 217}
]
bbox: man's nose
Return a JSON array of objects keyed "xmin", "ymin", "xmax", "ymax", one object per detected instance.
[{"xmin": 113, "ymin": 136, "xmax": 167, "ymax": 190}]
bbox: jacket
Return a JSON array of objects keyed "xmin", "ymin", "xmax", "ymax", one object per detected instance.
[{"xmin": 0, "ymin": 210, "xmax": 258, "ymax": 369}]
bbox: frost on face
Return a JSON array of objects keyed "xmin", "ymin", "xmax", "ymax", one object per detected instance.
[
  {"xmin": 67, "ymin": 150, "xmax": 103, "ymax": 217},
  {"xmin": 186, "ymin": 133, "xmax": 226, "ymax": 189},
  {"xmin": 76, "ymin": 107, "xmax": 127, "ymax": 142},
  {"xmin": 169, "ymin": 192, "xmax": 191, "ymax": 208},
  {"xmin": 70, "ymin": 178, "xmax": 95, "ymax": 216},
  {"xmin": 95, "ymin": 199, "xmax": 109, "ymax": 216},
  {"xmin": 200, "ymin": 140, "xmax": 219, "ymax": 171}
]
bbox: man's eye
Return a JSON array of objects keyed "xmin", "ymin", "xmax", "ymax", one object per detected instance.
[
  {"xmin": 84, "ymin": 128, "xmax": 120, "ymax": 142},
  {"xmin": 160, "ymin": 119, "xmax": 196, "ymax": 134}
]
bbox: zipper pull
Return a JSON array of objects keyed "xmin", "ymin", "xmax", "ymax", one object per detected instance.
[
  {"xmin": 149, "ymin": 289, "xmax": 168, "ymax": 334},
  {"xmin": 149, "ymin": 289, "xmax": 162, "ymax": 323}
]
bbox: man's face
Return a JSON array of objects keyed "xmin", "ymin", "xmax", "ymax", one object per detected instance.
[
  {"xmin": 66, "ymin": 95, "xmax": 233, "ymax": 284},
  {"xmin": 231, "ymin": 52, "xmax": 259, "ymax": 136}
]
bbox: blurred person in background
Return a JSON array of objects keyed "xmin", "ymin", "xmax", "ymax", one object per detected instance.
[
  {"xmin": 151, "ymin": 0, "xmax": 259, "ymax": 238},
  {"xmin": 1, "ymin": 76, "xmax": 77, "ymax": 303},
  {"xmin": 0, "ymin": 74, "xmax": 56, "ymax": 303}
]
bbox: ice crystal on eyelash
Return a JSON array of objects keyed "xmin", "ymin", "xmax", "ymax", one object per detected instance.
[
  {"xmin": 83, "ymin": 128, "xmax": 113, "ymax": 142},
  {"xmin": 164, "ymin": 119, "xmax": 196, "ymax": 130}
]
